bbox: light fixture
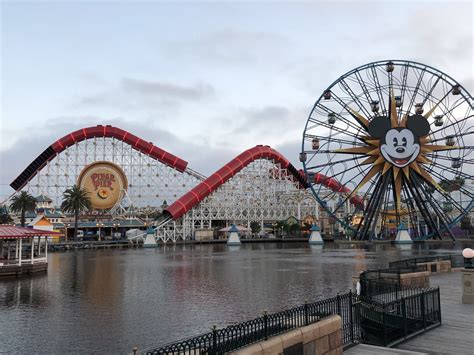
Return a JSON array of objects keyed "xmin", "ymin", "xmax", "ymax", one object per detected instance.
[{"xmin": 462, "ymin": 248, "xmax": 473, "ymax": 269}]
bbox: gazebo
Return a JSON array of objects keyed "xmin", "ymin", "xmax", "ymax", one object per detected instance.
[{"xmin": 0, "ymin": 225, "xmax": 60, "ymax": 277}]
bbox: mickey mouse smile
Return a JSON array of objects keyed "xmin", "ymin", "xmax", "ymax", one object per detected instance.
[
  {"xmin": 367, "ymin": 114, "xmax": 430, "ymax": 170},
  {"xmin": 380, "ymin": 128, "xmax": 421, "ymax": 168}
]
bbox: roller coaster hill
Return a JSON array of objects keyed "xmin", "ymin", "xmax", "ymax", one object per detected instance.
[
  {"xmin": 5, "ymin": 125, "xmax": 366, "ymax": 242},
  {"xmin": 6, "ymin": 122, "xmax": 472, "ymax": 242}
]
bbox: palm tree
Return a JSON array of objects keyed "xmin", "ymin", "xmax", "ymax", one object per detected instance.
[
  {"xmin": 61, "ymin": 185, "xmax": 91, "ymax": 241},
  {"xmin": 9, "ymin": 191, "xmax": 37, "ymax": 227}
]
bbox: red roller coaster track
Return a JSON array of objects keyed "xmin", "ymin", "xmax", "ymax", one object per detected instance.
[
  {"xmin": 10, "ymin": 125, "xmax": 363, "ymax": 214},
  {"xmin": 164, "ymin": 145, "xmax": 364, "ymax": 220},
  {"xmin": 10, "ymin": 125, "xmax": 188, "ymax": 191}
]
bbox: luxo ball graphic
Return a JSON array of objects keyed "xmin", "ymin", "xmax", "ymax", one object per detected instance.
[{"xmin": 77, "ymin": 161, "xmax": 128, "ymax": 209}]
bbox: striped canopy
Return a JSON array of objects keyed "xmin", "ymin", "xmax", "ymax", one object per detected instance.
[{"xmin": 0, "ymin": 225, "xmax": 60, "ymax": 239}]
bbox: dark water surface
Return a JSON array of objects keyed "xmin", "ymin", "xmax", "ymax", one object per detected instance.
[{"xmin": 0, "ymin": 242, "xmax": 468, "ymax": 354}]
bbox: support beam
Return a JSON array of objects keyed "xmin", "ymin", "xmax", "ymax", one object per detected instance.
[{"xmin": 19, "ymin": 239, "xmax": 22, "ymax": 266}]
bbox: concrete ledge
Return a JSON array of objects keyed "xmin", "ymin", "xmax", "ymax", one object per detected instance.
[{"xmin": 232, "ymin": 315, "xmax": 342, "ymax": 355}]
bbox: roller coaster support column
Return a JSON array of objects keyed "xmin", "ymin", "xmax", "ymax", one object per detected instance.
[
  {"xmin": 143, "ymin": 227, "xmax": 158, "ymax": 248},
  {"xmin": 395, "ymin": 223, "xmax": 413, "ymax": 244},
  {"xmin": 308, "ymin": 224, "xmax": 323, "ymax": 245},
  {"xmin": 227, "ymin": 225, "xmax": 241, "ymax": 245}
]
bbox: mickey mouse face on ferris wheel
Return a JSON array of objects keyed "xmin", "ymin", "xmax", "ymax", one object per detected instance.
[{"xmin": 368, "ymin": 114, "xmax": 431, "ymax": 168}]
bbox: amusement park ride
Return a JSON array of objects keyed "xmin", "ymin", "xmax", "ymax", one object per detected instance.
[
  {"xmin": 302, "ymin": 60, "xmax": 473, "ymax": 241},
  {"xmin": 6, "ymin": 60, "xmax": 473, "ymax": 242}
]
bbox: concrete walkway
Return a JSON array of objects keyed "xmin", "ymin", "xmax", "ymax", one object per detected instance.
[
  {"xmin": 345, "ymin": 344, "xmax": 427, "ymax": 354},
  {"xmin": 395, "ymin": 272, "xmax": 474, "ymax": 355}
]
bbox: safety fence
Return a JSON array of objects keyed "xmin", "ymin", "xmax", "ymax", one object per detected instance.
[
  {"xmin": 144, "ymin": 258, "xmax": 443, "ymax": 354},
  {"xmin": 359, "ymin": 287, "xmax": 441, "ymax": 347},
  {"xmin": 388, "ymin": 254, "xmax": 464, "ymax": 269},
  {"xmin": 145, "ymin": 292, "xmax": 357, "ymax": 354}
]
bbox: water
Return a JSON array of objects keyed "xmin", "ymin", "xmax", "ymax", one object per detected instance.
[{"xmin": 0, "ymin": 242, "xmax": 467, "ymax": 354}]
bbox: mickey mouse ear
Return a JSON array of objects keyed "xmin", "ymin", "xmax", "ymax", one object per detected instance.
[
  {"xmin": 368, "ymin": 116, "xmax": 391, "ymax": 138},
  {"xmin": 407, "ymin": 114, "xmax": 430, "ymax": 137}
]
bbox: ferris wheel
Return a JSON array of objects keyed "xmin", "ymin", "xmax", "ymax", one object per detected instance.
[{"xmin": 301, "ymin": 60, "xmax": 473, "ymax": 241}]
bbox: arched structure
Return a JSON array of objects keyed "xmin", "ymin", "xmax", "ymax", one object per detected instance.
[
  {"xmin": 9, "ymin": 126, "xmax": 365, "ymax": 242},
  {"xmin": 9, "ymin": 125, "xmax": 204, "ymax": 208},
  {"xmin": 157, "ymin": 145, "xmax": 364, "ymax": 242}
]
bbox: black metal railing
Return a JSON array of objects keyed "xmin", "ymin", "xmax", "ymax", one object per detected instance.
[
  {"xmin": 388, "ymin": 254, "xmax": 464, "ymax": 269},
  {"xmin": 145, "ymin": 292, "xmax": 358, "ymax": 354},
  {"xmin": 359, "ymin": 287, "xmax": 441, "ymax": 347},
  {"xmin": 144, "ymin": 256, "xmax": 445, "ymax": 354}
]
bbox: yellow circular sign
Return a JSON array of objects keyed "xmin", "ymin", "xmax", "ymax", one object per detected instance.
[{"xmin": 77, "ymin": 161, "xmax": 128, "ymax": 210}]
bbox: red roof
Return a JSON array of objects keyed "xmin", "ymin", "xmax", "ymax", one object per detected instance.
[{"xmin": 0, "ymin": 225, "xmax": 61, "ymax": 239}]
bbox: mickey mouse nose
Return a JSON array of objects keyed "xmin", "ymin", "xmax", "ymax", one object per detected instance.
[{"xmin": 396, "ymin": 147, "xmax": 405, "ymax": 153}]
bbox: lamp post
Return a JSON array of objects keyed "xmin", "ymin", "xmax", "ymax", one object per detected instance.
[
  {"xmin": 462, "ymin": 248, "xmax": 474, "ymax": 304},
  {"xmin": 463, "ymin": 248, "xmax": 473, "ymax": 269}
]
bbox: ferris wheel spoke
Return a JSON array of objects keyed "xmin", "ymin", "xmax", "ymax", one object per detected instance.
[
  {"xmin": 338, "ymin": 78, "xmax": 373, "ymax": 119},
  {"xmin": 420, "ymin": 75, "xmax": 442, "ymax": 107},
  {"xmin": 308, "ymin": 117, "xmax": 363, "ymax": 140},
  {"xmin": 397, "ymin": 64, "xmax": 410, "ymax": 121},
  {"xmin": 430, "ymin": 114, "xmax": 473, "ymax": 136},
  {"xmin": 406, "ymin": 174, "xmax": 451, "ymax": 240},
  {"xmin": 320, "ymin": 96, "xmax": 369, "ymax": 133},
  {"xmin": 306, "ymin": 155, "xmax": 367, "ymax": 170},
  {"xmin": 305, "ymin": 134, "xmax": 366, "ymax": 147},
  {"xmin": 368, "ymin": 65, "xmax": 388, "ymax": 114},
  {"xmin": 406, "ymin": 68, "xmax": 427, "ymax": 115},
  {"xmin": 430, "ymin": 130, "xmax": 473, "ymax": 144}
]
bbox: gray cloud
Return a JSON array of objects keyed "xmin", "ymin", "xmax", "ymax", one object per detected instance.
[
  {"xmin": 122, "ymin": 78, "xmax": 215, "ymax": 100},
  {"xmin": 165, "ymin": 29, "xmax": 292, "ymax": 65},
  {"xmin": 76, "ymin": 78, "xmax": 215, "ymax": 110}
]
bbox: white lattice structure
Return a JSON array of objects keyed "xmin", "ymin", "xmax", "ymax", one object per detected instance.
[
  {"xmin": 157, "ymin": 159, "xmax": 319, "ymax": 242},
  {"xmin": 9, "ymin": 125, "xmax": 203, "ymax": 211}
]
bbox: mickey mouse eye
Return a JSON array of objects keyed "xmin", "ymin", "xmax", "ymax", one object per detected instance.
[
  {"xmin": 402, "ymin": 137, "xmax": 407, "ymax": 147},
  {"xmin": 393, "ymin": 137, "xmax": 398, "ymax": 146}
]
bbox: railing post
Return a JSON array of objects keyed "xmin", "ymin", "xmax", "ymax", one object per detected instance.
[
  {"xmin": 212, "ymin": 325, "xmax": 218, "ymax": 355},
  {"xmin": 382, "ymin": 302, "xmax": 387, "ymax": 347},
  {"xmin": 263, "ymin": 310, "xmax": 268, "ymax": 340},
  {"xmin": 349, "ymin": 290, "xmax": 354, "ymax": 343},
  {"xmin": 402, "ymin": 297, "xmax": 407, "ymax": 339},
  {"xmin": 304, "ymin": 300, "xmax": 309, "ymax": 326},
  {"xmin": 437, "ymin": 287, "xmax": 442, "ymax": 325},
  {"xmin": 421, "ymin": 293, "xmax": 426, "ymax": 330},
  {"xmin": 337, "ymin": 293, "xmax": 341, "ymax": 316}
]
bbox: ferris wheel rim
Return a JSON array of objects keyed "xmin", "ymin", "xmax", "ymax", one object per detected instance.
[{"xmin": 301, "ymin": 59, "xmax": 473, "ymax": 240}]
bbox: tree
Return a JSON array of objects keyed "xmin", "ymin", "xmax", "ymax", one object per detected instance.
[
  {"xmin": 250, "ymin": 221, "xmax": 261, "ymax": 235},
  {"xmin": 9, "ymin": 191, "xmax": 37, "ymax": 227},
  {"xmin": 61, "ymin": 185, "xmax": 92, "ymax": 241},
  {"xmin": 0, "ymin": 205, "xmax": 13, "ymax": 224}
]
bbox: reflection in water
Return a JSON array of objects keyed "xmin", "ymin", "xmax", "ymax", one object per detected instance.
[{"xmin": 0, "ymin": 242, "xmax": 467, "ymax": 353}]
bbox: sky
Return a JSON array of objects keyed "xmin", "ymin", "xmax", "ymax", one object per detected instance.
[{"xmin": 0, "ymin": 0, "xmax": 473, "ymax": 201}]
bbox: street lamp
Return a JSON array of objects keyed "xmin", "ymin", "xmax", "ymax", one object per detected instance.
[{"xmin": 462, "ymin": 248, "xmax": 473, "ymax": 269}]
